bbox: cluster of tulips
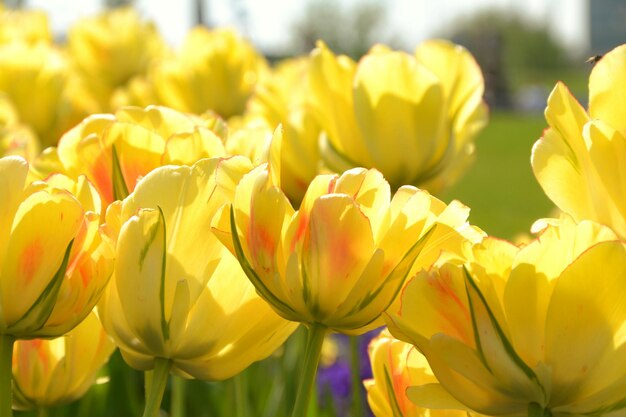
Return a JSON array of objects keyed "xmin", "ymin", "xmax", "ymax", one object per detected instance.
[{"xmin": 1, "ymin": 4, "xmax": 626, "ymax": 417}]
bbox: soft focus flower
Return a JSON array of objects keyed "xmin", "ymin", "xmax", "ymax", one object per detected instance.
[
  {"xmin": 532, "ymin": 44, "xmax": 626, "ymax": 239},
  {"xmin": 365, "ymin": 329, "xmax": 470, "ymax": 417},
  {"xmin": 51, "ymin": 105, "xmax": 226, "ymax": 209},
  {"xmin": 244, "ymin": 56, "xmax": 322, "ymax": 205},
  {"xmin": 0, "ymin": 42, "xmax": 79, "ymax": 147},
  {"xmin": 11, "ymin": 312, "xmax": 115, "ymax": 410},
  {"xmin": 0, "ymin": 156, "xmax": 113, "ymax": 338},
  {"xmin": 68, "ymin": 7, "xmax": 166, "ymax": 111},
  {"xmin": 151, "ymin": 27, "xmax": 268, "ymax": 118},
  {"xmin": 213, "ymin": 151, "xmax": 482, "ymax": 333},
  {"xmin": 0, "ymin": 7, "xmax": 51, "ymax": 45},
  {"xmin": 98, "ymin": 157, "xmax": 296, "ymax": 379},
  {"xmin": 307, "ymin": 40, "xmax": 487, "ymax": 193},
  {"xmin": 385, "ymin": 216, "xmax": 626, "ymax": 416},
  {"xmin": 0, "ymin": 94, "xmax": 39, "ymax": 160}
]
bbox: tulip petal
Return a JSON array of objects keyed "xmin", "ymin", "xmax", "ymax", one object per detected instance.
[
  {"xmin": 589, "ymin": 44, "xmax": 626, "ymax": 132},
  {"xmin": 545, "ymin": 241, "xmax": 626, "ymax": 406},
  {"xmin": 162, "ymin": 127, "xmax": 226, "ymax": 165},
  {"xmin": 463, "ymin": 267, "xmax": 545, "ymax": 402},
  {"xmin": 0, "ymin": 156, "xmax": 28, "ymax": 265},
  {"xmin": 115, "ymin": 208, "xmax": 168, "ymax": 353},
  {"xmin": 302, "ymin": 195, "xmax": 376, "ymax": 322},
  {"xmin": 354, "ymin": 50, "xmax": 444, "ymax": 186},
  {"xmin": 0, "ymin": 189, "xmax": 82, "ymax": 329},
  {"xmin": 506, "ymin": 218, "xmax": 617, "ymax": 367}
]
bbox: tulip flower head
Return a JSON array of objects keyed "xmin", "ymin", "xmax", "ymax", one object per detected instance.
[
  {"xmin": 68, "ymin": 7, "xmax": 165, "ymax": 110},
  {"xmin": 0, "ymin": 156, "xmax": 113, "ymax": 339},
  {"xmin": 151, "ymin": 27, "xmax": 267, "ymax": 118},
  {"xmin": 533, "ymin": 43, "xmax": 626, "ymax": 240},
  {"xmin": 385, "ymin": 217, "xmax": 626, "ymax": 416},
  {"xmin": 53, "ymin": 105, "xmax": 226, "ymax": 208},
  {"xmin": 12, "ymin": 312, "xmax": 115, "ymax": 410},
  {"xmin": 213, "ymin": 155, "xmax": 481, "ymax": 334},
  {"xmin": 307, "ymin": 40, "xmax": 487, "ymax": 193},
  {"xmin": 98, "ymin": 156, "xmax": 296, "ymax": 380},
  {"xmin": 244, "ymin": 56, "xmax": 322, "ymax": 206},
  {"xmin": 365, "ymin": 329, "xmax": 471, "ymax": 417}
]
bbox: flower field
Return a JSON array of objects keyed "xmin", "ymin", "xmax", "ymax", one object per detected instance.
[{"xmin": 1, "ymin": 4, "xmax": 623, "ymax": 417}]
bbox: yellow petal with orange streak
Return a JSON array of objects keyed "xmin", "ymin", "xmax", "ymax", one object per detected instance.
[
  {"xmin": 247, "ymin": 184, "xmax": 293, "ymax": 298},
  {"xmin": 302, "ymin": 194, "xmax": 376, "ymax": 324},
  {"xmin": 104, "ymin": 121, "xmax": 165, "ymax": 194},
  {"xmin": 334, "ymin": 168, "xmax": 390, "ymax": 240},
  {"xmin": 387, "ymin": 265, "xmax": 473, "ymax": 348},
  {"xmin": 0, "ymin": 188, "xmax": 82, "ymax": 327}
]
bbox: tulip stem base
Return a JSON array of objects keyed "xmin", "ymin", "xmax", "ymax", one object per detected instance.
[
  {"xmin": 142, "ymin": 358, "xmax": 172, "ymax": 417},
  {"xmin": 0, "ymin": 334, "xmax": 15, "ymax": 417},
  {"xmin": 234, "ymin": 372, "xmax": 249, "ymax": 417},
  {"xmin": 171, "ymin": 375, "xmax": 186, "ymax": 417},
  {"xmin": 350, "ymin": 336, "xmax": 363, "ymax": 417},
  {"xmin": 291, "ymin": 323, "xmax": 327, "ymax": 417}
]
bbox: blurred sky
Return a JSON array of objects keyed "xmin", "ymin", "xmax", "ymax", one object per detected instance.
[{"xmin": 29, "ymin": 0, "xmax": 588, "ymax": 54}]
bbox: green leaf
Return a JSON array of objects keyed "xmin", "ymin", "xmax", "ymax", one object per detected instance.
[{"xmin": 112, "ymin": 145, "xmax": 130, "ymax": 201}]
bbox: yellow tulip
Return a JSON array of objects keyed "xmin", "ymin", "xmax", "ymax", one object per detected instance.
[
  {"xmin": 0, "ymin": 41, "xmax": 92, "ymax": 148},
  {"xmin": 307, "ymin": 40, "xmax": 487, "ymax": 193},
  {"xmin": 532, "ymin": 44, "xmax": 626, "ymax": 239},
  {"xmin": 53, "ymin": 105, "xmax": 226, "ymax": 208},
  {"xmin": 0, "ymin": 156, "xmax": 113, "ymax": 338},
  {"xmin": 11, "ymin": 312, "xmax": 115, "ymax": 410},
  {"xmin": 212, "ymin": 158, "xmax": 481, "ymax": 333},
  {"xmin": 0, "ymin": 94, "xmax": 39, "ymax": 161},
  {"xmin": 385, "ymin": 216, "xmax": 626, "ymax": 416},
  {"xmin": 98, "ymin": 156, "xmax": 296, "ymax": 380},
  {"xmin": 365, "ymin": 329, "xmax": 471, "ymax": 417},
  {"xmin": 0, "ymin": 7, "xmax": 51, "ymax": 45},
  {"xmin": 245, "ymin": 57, "xmax": 322, "ymax": 205},
  {"xmin": 151, "ymin": 27, "xmax": 268, "ymax": 118},
  {"xmin": 68, "ymin": 7, "xmax": 166, "ymax": 110}
]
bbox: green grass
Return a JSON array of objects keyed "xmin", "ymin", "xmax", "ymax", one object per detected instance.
[{"xmin": 442, "ymin": 111, "xmax": 555, "ymax": 240}]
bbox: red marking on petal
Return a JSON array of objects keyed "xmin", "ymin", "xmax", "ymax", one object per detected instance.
[
  {"xmin": 91, "ymin": 152, "xmax": 114, "ymax": 204},
  {"xmin": 388, "ymin": 348, "xmax": 411, "ymax": 414},
  {"xmin": 426, "ymin": 270, "xmax": 472, "ymax": 343},
  {"xmin": 290, "ymin": 213, "xmax": 308, "ymax": 252},
  {"xmin": 19, "ymin": 239, "xmax": 44, "ymax": 286},
  {"xmin": 327, "ymin": 177, "xmax": 337, "ymax": 194},
  {"xmin": 249, "ymin": 220, "xmax": 276, "ymax": 275}
]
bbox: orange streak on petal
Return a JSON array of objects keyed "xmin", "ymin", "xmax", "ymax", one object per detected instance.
[
  {"xmin": 426, "ymin": 270, "xmax": 472, "ymax": 344},
  {"xmin": 19, "ymin": 239, "xmax": 44, "ymax": 286}
]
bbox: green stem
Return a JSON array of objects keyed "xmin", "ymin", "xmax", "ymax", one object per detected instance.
[
  {"xmin": 350, "ymin": 336, "xmax": 363, "ymax": 417},
  {"xmin": 142, "ymin": 358, "xmax": 171, "ymax": 417},
  {"xmin": 291, "ymin": 323, "xmax": 327, "ymax": 417},
  {"xmin": 170, "ymin": 375, "xmax": 186, "ymax": 417},
  {"xmin": 0, "ymin": 334, "xmax": 15, "ymax": 417},
  {"xmin": 37, "ymin": 408, "xmax": 48, "ymax": 417},
  {"xmin": 234, "ymin": 372, "xmax": 248, "ymax": 417},
  {"xmin": 144, "ymin": 370, "xmax": 153, "ymax": 400}
]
